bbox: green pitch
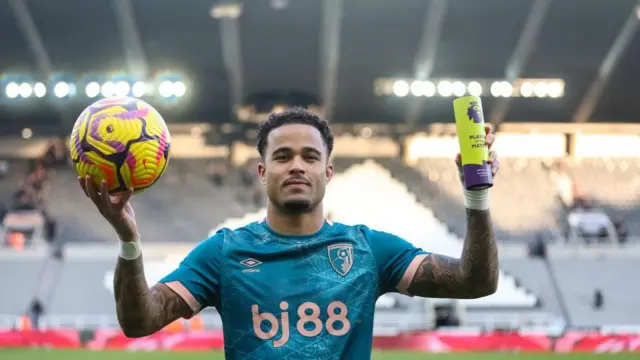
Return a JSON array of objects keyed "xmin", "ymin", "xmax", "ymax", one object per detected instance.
[{"xmin": 0, "ymin": 349, "xmax": 637, "ymax": 359}]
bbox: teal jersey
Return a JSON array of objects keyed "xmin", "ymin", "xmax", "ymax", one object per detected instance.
[{"xmin": 160, "ymin": 220, "xmax": 428, "ymax": 359}]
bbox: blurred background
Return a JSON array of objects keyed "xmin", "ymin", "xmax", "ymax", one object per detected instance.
[{"xmin": 1, "ymin": 0, "xmax": 640, "ymax": 355}]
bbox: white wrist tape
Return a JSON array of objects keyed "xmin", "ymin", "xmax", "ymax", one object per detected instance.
[
  {"xmin": 463, "ymin": 188, "xmax": 490, "ymax": 210},
  {"xmin": 118, "ymin": 238, "xmax": 142, "ymax": 260}
]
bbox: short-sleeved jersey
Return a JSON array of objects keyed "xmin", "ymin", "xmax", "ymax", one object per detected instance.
[{"xmin": 160, "ymin": 220, "xmax": 428, "ymax": 359}]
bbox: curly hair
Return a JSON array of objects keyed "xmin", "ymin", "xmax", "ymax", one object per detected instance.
[{"xmin": 256, "ymin": 107, "xmax": 334, "ymax": 159}]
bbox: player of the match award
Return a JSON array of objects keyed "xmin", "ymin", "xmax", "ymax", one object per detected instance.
[{"xmin": 452, "ymin": 95, "xmax": 493, "ymax": 191}]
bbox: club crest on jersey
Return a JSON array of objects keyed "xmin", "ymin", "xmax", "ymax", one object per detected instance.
[{"xmin": 327, "ymin": 243, "xmax": 354, "ymax": 277}]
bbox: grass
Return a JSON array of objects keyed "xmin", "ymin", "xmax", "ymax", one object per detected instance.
[{"xmin": 0, "ymin": 349, "xmax": 638, "ymax": 359}]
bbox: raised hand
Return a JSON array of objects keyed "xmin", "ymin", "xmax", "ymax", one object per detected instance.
[
  {"xmin": 78, "ymin": 175, "xmax": 139, "ymax": 242},
  {"xmin": 455, "ymin": 124, "xmax": 500, "ymax": 183}
]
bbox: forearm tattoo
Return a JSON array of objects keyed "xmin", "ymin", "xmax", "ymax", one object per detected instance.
[
  {"xmin": 114, "ymin": 256, "xmax": 191, "ymax": 337},
  {"xmin": 407, "ymin": 209, "xmax": 499, "ymax": 298}
]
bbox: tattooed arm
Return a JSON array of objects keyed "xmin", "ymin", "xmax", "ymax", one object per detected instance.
[
  {"xmin": 406, "ymin": 208, "xmax": 499, "ymax": 298},
  {"xmin": 78, "ymin": 176, "xmax": 215, "ymax": 337},
  {"xmin": 114, "ymin": 256, "xmax": 192, "ymax": 338},
  {"xmin": 114, "ymin": 232, "xmax": 223, "ymax": 337}
]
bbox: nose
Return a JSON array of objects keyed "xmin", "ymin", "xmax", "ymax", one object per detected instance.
[{"xmin": 288, "ymin": 155, "xmax": 306, "ymax": 175}]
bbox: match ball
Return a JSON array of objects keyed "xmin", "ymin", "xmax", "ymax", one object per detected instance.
[{"xmin": 69, "ymin": 96, "xmax": 171, "ymax": 194}]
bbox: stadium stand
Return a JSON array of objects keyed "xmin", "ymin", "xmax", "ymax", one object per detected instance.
[
  {"xmin": 0, "ymin": 160, "xmax": 30, "ymax": 199},
  {"xmin": 410, "ymin": 157, "xmax": 561, "ymax": 242},
  {"xmin": 46, "ymin": 166, "xmax": 115, "ymax": 243},
  {"xmin": 0, "ymin": 140, "xmax": 67, "ymax": 250},
  {"xmin": 549, "ymin": 251, "xmax": 640, "ymax": 327},
  {"xmin": 567, "ymin": 158, "xmax": 640, "ymax": 236},
  {"xmin": 497, "ymin": 258, "xmax": 564, "ymax": 319},
  {"xmin": 46, "ymin": 159, "xmax": 259, "ymax": 243},
  {"xmin": 0, "ymin": 256, "xmax": 44, "ymax": 315}
]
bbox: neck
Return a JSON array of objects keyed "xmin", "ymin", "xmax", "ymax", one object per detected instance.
[{"xmin": 266, "ymin": 203, "xmax": 325, "ymax": 236}]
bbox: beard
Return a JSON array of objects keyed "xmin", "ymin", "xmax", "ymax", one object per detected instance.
[{"xmin": 279, "ymin": 198, "xmax": 314, "ymax": 215}]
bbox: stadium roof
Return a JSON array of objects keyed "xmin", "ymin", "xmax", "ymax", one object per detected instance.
[{"xmin": 0, "ymin": 0, "xmax": 639, "ymax": 132}]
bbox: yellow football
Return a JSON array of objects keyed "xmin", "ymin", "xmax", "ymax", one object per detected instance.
[{"xmin": 69, "ymin": 96, "xmax": 171, "ymax": 194}]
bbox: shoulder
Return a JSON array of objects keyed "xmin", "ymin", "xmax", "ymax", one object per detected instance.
[
  {"xmin": 323, "ymin": 221, "xmax": 365, "ymax": 238},
  {"xmin": 335, "ymin": 223, "xmax": 424, "ymax": 257},
  {"xmin": 329, "ymin": 222, "xmax": 397, "ymax": 243},
  {"xmin": 207, "ymin": 221, "xmax": 264, "ymax": 243},
  {"xmin": 184, "ymin": 224, "xmax": 258, "ymax": 264},
  {"xmin": 331, "ymin": 222, "xmax": 385, "ymax": 238},
  {"xmin": 186, "ymin": 230, "xmax": 225, "ymax": 259}
]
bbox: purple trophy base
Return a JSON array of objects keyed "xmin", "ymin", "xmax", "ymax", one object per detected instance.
[{"xmin": 462, "ymin": 162, "xmax": 493, "ymax": 190}]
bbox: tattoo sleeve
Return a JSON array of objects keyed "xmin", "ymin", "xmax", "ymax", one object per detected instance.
[
  {"xmin": 114, "ymin": 256, "xmax": 192, "ymax": 337},
  {"xmin": 407, "ymin": 208, "xmax": 499, "ymax": 298}
]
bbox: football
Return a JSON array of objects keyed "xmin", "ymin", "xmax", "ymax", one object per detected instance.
[{"xmin": 69, "ymin": 96, "xmax": 171, "ymax": 194}]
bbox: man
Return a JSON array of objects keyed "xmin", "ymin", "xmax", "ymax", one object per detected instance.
[{"xmin": 79, "ymin": 107, "xmax": 500, "ymax": 359}]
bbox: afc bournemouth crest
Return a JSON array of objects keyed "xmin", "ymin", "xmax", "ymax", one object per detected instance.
[{"xmin": 327, "ymin": 243, "xmax": 354, "ymax": 277}]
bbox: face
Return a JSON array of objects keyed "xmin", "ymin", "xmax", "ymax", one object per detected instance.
[{"xmin": 258, "ymin": 124, "xmax": 333, "ymax": 215}]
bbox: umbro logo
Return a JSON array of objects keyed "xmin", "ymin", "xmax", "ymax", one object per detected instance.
[
  {"xmin": 240, "ymin": 258, "xmax": 262, "ymax": 273},
  {"xmin": 241, "ymin": 258, "xmax": 262, "ymax": 267}
]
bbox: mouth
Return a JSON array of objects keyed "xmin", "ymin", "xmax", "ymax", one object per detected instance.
[{"xmin": 283, "ymin": 179, "xmax": 310, "ymax": 187}]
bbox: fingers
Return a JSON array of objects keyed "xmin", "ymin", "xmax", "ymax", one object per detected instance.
[
  {"xmin": 85, "ymin": 176, "xmax": 104, "ymax": 207},
  {"xmin": 78, "ymin": 176, "xmax": 89, "ymax": 197},
  {"xmin": 80, "ymin": 175, "xmax": 113, "ymax": 213},
  {"xmin": 113, "ymin": 188, "xmax": 133, "ymax": 212},
  {"xmin": 121, "ymin": 188, "xmax": 133, "ymax": 206},
  {"xmin": 458, "ymin": 126, "xmax": 500, "ymax": 178},
  {"xmin": 100, "ymin": 179, "xmax": 111, "ymax": 205},
  {"xmin": 484, "ymin": 124, "xmax": 496, "ymax": 150},
  {"xmin": 457, "ymin": 149, "xmax": 499, "ymax": 176},
  {"xmin": 486, "ymin": 133, "xmax": 495, "ymax": 149},
  {"xmin": 455, "ymin": 153, "xmax": 464, "ymax": 181},
  {"xmin": 488, "ymin": 150, "xmax": 500, "ymax": 176}
]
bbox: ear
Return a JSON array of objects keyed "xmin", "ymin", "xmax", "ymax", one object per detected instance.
[
  {"xmin": 257, "ymin": 161, "xmax": 267, "ymax": 185},
  {"xmin": 325, "ymin": 162, "xmax": 334, "ymax": 184}
]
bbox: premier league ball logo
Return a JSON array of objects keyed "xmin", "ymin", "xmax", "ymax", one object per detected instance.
[
  {"xmin": 467, "ymin": 100, "xmax": 483, "ymax": 124},
  {"xmin": 327, "ymin": 243, "xmax": 354, "ymax": 277}
]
